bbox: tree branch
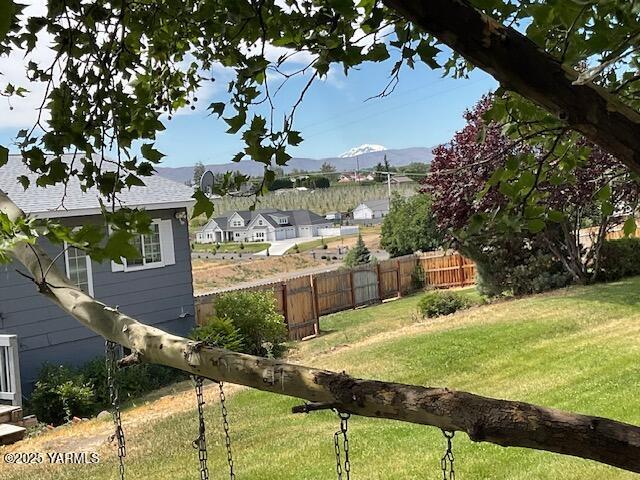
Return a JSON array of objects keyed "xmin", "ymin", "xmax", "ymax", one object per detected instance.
[
  {"xmin": 1, "ymin": 189, "xmax": 640, "ymax": 472},
  {"xmin": 382, "ymin": 0, "xmax": 640, "ymax": 175}
]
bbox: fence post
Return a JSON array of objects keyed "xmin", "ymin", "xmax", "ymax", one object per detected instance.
[
  {"xmin": 311, "ymin": 275, "xmax": 320, "ymax": 335},
  {"xmin": 376, "ymin": 262, "xmax": 383, "ymax": 301},
  {"xmin": 396, "ymin": 259, "xmax": 402, "ymax": 297},
  {"xmin": 458, "ymin": 253, "xmax": 465, "ymax": 287},
  {"xmin": 350, "ymin": 269, "xmax": 356, "ymax": 308},
  {"xmin": 282, "ymin": 281, "xmax": 289, "ymax": 328}
]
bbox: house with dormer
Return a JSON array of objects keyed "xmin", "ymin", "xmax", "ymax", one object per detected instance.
[{"xmin": 195, "ymin": 208, "xmax": 331, "ymax": 243}]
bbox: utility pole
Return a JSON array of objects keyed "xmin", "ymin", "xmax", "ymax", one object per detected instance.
[{"xmin": 387, "ymin": 171, "xmax": 392, "ymax": 200}]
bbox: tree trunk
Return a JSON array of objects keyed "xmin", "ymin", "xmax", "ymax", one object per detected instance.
[
  {"xmin": 382, "ymin": 0, "xmax": 640, "ymax": 175},
  {"xmin": 2, "ymin": 190, "xmax": 640, "ymax": 473}
]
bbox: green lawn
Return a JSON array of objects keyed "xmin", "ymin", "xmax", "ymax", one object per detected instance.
[
  {"xmin": 286, "ymin": 236, "xmax": 338, "ymax": 253},
  {"xmin": 9, "ymin": 280, "xmax": 640, "ymax": 479},
  {"xmin": 192, "ymin": 242, "xmax": 270, "ymax": 253}
]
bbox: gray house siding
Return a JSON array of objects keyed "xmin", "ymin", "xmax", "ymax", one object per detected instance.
[{"xmin": 0, "ymin": 208, "xmax": 195, "ymax": 393}]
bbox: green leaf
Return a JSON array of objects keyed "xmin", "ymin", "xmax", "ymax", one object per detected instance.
[
  {"xmin": 415, "ymin": 40, "xmax": 440, "ymax": 69},
  {"xmin": 208, "ymin": 102, "xmax": 225, "ymax": 117},
  {"xmin": 600, "ymin": 200, "xmax": 614, "ymax": 217},
  {"xmin": 287, "ymin": 130, "xmax": 303, "ymax": 146},
  {"xmin": 140, "ymin": 143, "xmax": 165, "ymax": 163},
  {"xmin": 0, "ymin": 0, "xmax": 15, "ymax": 40},
  {"xmin": 623, "ymin": 217, "xmax": 637, "ymax": 237},
  {"xmin": 125, "ymin": 173, "xmax": 146, "ymax": 187},
  {"xmin": 17, "ymin": 175, "xmax": 29, "ymax": 189},
  {"xmin": 0, "ymin": 145, "xmax": 8, "ymax": 168},
  {"xmin": 367, "ymin": 43, "xmax": 390, "ymax": 62},
  {"xmin": 224, "ymin": 110, "xmax": 247, "ymax": 134},
  {"xmin": 547, "ymin": 210, "xmax": 565, "ymax": 223},
  {"xmin": 527, "ymin": 218, "xmax": 546, "ymax": 233},
  {"xmin": 192, "ymin": 189, "xmax": 214, "ymax": 218}
]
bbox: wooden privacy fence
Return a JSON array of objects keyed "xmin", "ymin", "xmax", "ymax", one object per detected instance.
[{"xmin": 194, "ymin": 252, "xmax": 477, "ymax": 340}]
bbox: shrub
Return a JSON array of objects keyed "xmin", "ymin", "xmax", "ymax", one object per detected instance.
[
  {"xmin": 79, "ymin": 358, "xmax": 186, "ymax": 408},
  {"xmin": 30, "ymin": 364, "xmax": 95, "ymax": 425},
  {"xmin": 461, "ymin": 231, "xmax": 571, "ymax": 297},
  {"xmin": 596, "ymin": 237, "xmax": 640, "ymax": 281},
  {"xmin": 418, "ymin": 291, "xmax": 470, "ymax": 318},
  {"xmin": 190, "ymin": 317, "xmax": 245, "ymax": 352},
  {"xmin": 215, "ymin": 291, "xmax": 288, "ymax": 357}
]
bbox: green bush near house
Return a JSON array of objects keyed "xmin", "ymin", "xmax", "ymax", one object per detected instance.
[
  {"xmin": 417, "ymin": 290, "xmax": 471, "ymax": 318},
  {"xmin": 190, "ymin": 317, "xmax": 245, "ymax": 352},
  {"xmin": 30, "ymin": 359, "xmax": 186, "ymax": 425},
  {"xmin": 596, "ymin": 237, "xmax": 640, "ymax": 281},
  {"xmin": 214, "ymin": 290, "xmax": 288, "ymax": 357},
  {"xmin": 30, "ymin": 364, "xmax": 95, "ymax": 425},
  {"xmin": 79, "ymin": 358, "xmax": 186, "ymax": 408}
]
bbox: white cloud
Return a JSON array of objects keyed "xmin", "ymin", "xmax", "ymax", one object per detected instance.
[{"xmin": 0, "ymin": 1, "xmax": 54, "ymax": 130}]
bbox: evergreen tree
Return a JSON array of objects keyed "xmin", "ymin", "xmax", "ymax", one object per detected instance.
[
  {"xmin": 192, "ymin": 161, "xmax": 206, "ymax": 188},
  {"xmin": 344, "ymin": 234, "xmax": 371, "ymax": 267}
]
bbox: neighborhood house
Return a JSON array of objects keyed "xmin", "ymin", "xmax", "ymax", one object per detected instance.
[
  {"xmin": 352, "ymin": 198, "xmax": 390, "ymax": 220},
  {"xmin": 0, "ymin": 154, "xmax": 196, "ymax": 395},
  {"xmin": 195, "ymin": 208, "xmax": 332, "ymax": 243}
]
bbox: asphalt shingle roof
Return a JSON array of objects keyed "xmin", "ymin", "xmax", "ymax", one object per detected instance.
[
  {"xmin": 1, "ymin": 154, "xmax": 194, "ymax": 217},
  {"xmin": 362, "ymin": 198, "xmax": 390, "ymax": 211}
]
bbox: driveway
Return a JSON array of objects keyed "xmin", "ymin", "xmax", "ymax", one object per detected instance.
[{"xmin": 254, "ymin": 236, "xmax": 322, "ymax": 256}]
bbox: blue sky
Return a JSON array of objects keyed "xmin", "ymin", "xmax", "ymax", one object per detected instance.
[{"xmin": 0, "ymin": 59, "xmax": 497, "ymax": 168}]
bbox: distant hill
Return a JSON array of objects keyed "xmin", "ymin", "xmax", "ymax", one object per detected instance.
[{"xmin": 155, "ymin": 147, "xmax": 433, "ymax": 184}]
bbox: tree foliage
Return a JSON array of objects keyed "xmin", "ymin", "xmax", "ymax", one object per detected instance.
[
  {"xmin": 424, "ymin": 97, "xmax": 640, "ymax": 283},
  {"xmin": 380, "ymin": 194, "xmax": 442, "ymax": 257},
  {"xmin": 344, "ymin": 234, "xmax": 372, "ymax": 267},
  {"xmin": 2, "ymin": 0, "xmax": 640, "ymax": 259},
  {"xmin": 192, "ymin": 162, "xmax": 206, "ymax": 188}
]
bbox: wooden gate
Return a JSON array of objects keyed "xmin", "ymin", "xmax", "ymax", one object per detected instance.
[
  {"xmin": 284, "ymin": 276, "xmax": 318, "ymax": 340},
  {"xmin": 352, "ymin": 264, "xmax": 379, "ymax": 306},
  {"xmin": 314, "ymin": 269, "xmax": 353, "ymax": 316}
]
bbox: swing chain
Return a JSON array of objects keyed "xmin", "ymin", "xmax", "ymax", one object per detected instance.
[
  {"xmin": 192, "ymin": 376, "xmax": 209, "ymax": 480},
  {"xmin": 334, "ymin": 412, "xmax": 351, "ymax": 480},
  {"xmin": 106, "ymin": 341, "xmax": 126, "ymax": 480},
  {"xmin": 219, "ymin": 381, "xmax": 236, "ymax": 480},
  {"xmin": 440, "ymin": 430, "xmax": 455, "ymax": 480}
]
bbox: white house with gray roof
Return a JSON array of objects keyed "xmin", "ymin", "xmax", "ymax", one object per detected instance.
[
  {"xmin": 0, "ymin": 154, "xmax": 196, "ymax": 395},
  {"xmin": 352, "ymin": 198, "xmax": 390, "ymax": 220},
  {"xmin": 196, "ymin": 208, "xmax": 332, "ymax": 243}
]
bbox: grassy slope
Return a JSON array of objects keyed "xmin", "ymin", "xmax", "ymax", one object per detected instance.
[{"xmin": 6, "ymin": 280, "xmax": 640, "ymax": 480}]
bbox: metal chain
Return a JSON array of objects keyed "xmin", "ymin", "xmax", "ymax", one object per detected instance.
[
  {"xmin": 440, "ymin": 430, "xmax": 455, "ymax": 480},
  {"xmin": 192, "ymin": 376, "xmax": 209, "ymax": 480},
  {"xmin": 105, "ymin": 341, "xmax": 126, "ymax": 480},
  {"xmin": 218, "ymin": 381, "xmax": 236, "ymax": 480},
  {"xmin": 334, "ymin": 412, "xmax": 351, "ymax": 480}
]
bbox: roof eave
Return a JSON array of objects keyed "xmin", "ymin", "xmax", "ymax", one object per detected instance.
[{"xmin": 29, "ymin": 200, "xmax": 195, "ymax": 219}]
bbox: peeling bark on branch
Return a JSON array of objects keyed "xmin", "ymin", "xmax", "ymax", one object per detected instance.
[
  {"xmin": 382, "ymin": 0, "xmax": 640, "ymax": 175},
  {"xmin": 2, "ymin": 190, "xmax": 640, "ymax": 473}
]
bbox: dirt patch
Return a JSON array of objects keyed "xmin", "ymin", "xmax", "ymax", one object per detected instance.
[
  {"xmin": 324, "ymin": 226, "xmax": 382, "ymax": 251},
  {"xmin": 192, "ymin": 254, "xmax": 326, "ymax": 292}
]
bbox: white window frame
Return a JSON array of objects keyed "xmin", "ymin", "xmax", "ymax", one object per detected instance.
[
  {"xmin": 64, "ymin": 243, "xmax": 94, "ymax": 296},
  {"xmin": 124, "ymin": 220, "xmax": 164, "ymax": 272}
]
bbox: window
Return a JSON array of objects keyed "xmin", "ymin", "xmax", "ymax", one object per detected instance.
[
  {"xmin": 65, "ymin": 245, "xmax": 94, "ymax": 296},
  {"xmin": 127, "ymin": 223, "xmax": 162, "ymax": 269},
  {"xmin": 111, "ymin": 218, "xmax": 176, "ymax": 273},
  {"xmin": 257, "ymin": 219, "xmax": 264, "ymax": 226}
]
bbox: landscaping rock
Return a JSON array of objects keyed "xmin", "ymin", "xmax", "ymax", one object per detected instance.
[{"xmin": 97, "ymin": 410, "xmax": 111, "ymax": 420}]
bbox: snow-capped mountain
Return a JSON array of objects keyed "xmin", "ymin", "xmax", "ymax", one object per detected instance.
[{"xmin": 339, "ymin": 144, "xmax": 387, "ymax": 158}]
